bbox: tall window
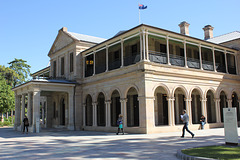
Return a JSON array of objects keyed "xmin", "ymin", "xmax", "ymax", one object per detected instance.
[
  {"xmin": 53, "ymin": 61, "xmax": 56, "ymax": 77},
  {"xmin": 70, "ymin": 52, "xmax": 74, "ymax": 73},
  {"xmin": 61, "ymin": 57, "xmax": 64, "ymax": 75}
]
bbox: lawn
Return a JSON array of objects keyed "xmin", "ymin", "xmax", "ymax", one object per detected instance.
[{"xmin": 182, "ymin": 145, "xmax": 240, "ymax": 160}]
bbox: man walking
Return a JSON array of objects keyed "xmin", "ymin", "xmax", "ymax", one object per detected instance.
[{"xmin": 181, "ymin": 110, "xmax": 194, "ymax": 138}]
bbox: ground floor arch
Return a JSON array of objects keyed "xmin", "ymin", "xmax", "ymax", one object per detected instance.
[
  {"xmin": 85, "ymin": 94, "xmax": 93, "ymax": 126},
  {"xmin": 154, "ymin": 86, "xmax": 168, "ymax": 126},
  {"xmin": 232, "ymin": 92, "xmax": 240, "ymax": 121},
  {"xmin": 220, "ymin": 91, "xmax": 228, "ymax": 122},
  {"xmin": 191, "ymin": 89, "xmax": 202, "ymax": 124},
  {"xmin": 97, "ymin": 92, "xmax": 106, "ymax": 126},
  {"xmin": 126, "ymin": 87, "xmax": 139, "ymax": 127},
  {"xmin": 174, "ymin": 88, "xmax": 186, "ymax": 125},
  {"xmin": 111, "ymin": 90, "xmax": 121, "ymax": 126},
  {"xmin": 206, "ymin": 90, "xmax": 216, "ymax": 123}
]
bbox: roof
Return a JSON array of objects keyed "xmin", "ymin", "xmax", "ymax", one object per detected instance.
[
  {"xmin": 67, "ymin": 31, "xmax": 106, "ymax": 44},
  {"xmin": 207, "ymin": 31, "xmax": 240, "ymax": 44},
  {"xmin": 31, "ymin": 66, "xmax": 50, "ymax": 77},
  {"xmin": 82, "ymin": 24, "xmax": 238, "ymax": 54}
]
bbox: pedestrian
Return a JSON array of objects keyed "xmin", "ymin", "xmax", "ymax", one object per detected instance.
[
  {"xmin": 116, "ymin": 114, "xmax": 124, "ymax": 135},
  {"xmin": 200, "ymin": 115, "xmax": 206, "ymax": 130},
  {"xmin": 22, "ymin": 115, "xmax": 29, "ymax": 134},
  {"xmin": 181, "ymin": 110, "xmax": 194, "ymax": 138}
]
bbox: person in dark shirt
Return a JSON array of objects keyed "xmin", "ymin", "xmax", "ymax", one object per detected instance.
[{"xmin": 22, "ymin": 116, "xmax": 29, "ymax": 134}]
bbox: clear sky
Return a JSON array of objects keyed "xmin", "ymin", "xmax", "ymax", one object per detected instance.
[{"xmin": 1, "ymin": 0, "xmax": 239, "ymax": 73}]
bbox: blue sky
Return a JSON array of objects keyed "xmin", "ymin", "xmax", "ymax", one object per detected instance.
[{"xmin": 1, "ymin": 0, "xmax": 239, "ymax": 73}]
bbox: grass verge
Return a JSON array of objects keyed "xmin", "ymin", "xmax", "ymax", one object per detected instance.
[{"xmin": 182, "ymin": 145, "xmax": 240, "ymax": 160}]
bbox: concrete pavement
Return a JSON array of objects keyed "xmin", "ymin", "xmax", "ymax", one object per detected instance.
[{"xmin": 0, "ymin": 127, "xmax": 239, "ymax": 160}]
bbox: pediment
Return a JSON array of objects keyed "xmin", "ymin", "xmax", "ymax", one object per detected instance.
[{"xmin": 48, "ymin": 31, "xmax": 75, "ymax": 56}]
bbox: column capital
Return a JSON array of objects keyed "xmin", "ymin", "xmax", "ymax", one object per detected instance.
[
  {"xmin": 82, "ymin": 103, "xmax": 86, "ymax": 107},
  {"xmin": 92, "ymin": 102, "xmax": 98, "ymax": 106},
  {"xmin": 167, "ymin": 97, "xmax": 175, "ymax": 101},
  {"xmin": 105, "ymin": 100, "xmax": 112, "ymax": 105},
  {"xmin": 214, "ymin": 98, "xmax": 220, "ymax": 102},
  {"xmin": 184, "ymin": 98, "xmax": 192, "ymax": 102},
  {"xmin": 200, "ymin": 98, "xmax": 207, "ymax": 102},
  {"xmin": 120, "ymin": 98, "xmax": 127, "ymax": 103},
  {"xmin": 227, "ymin": 99, "xmax": 232, "ymax": 103}
]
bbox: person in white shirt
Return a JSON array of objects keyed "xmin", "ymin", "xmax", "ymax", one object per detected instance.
[{"xmin": 181, "ymin": 110, "xmax": 194, "ymax": 138}]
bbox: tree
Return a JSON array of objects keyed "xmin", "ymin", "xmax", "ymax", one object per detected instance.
[
  {"xmin": 8, "ymin": 58, "xmax": 31, "ymax": 87},
  {"xmin": 0, "ymin": 74, "xmax": 15, "ymax": 122}
]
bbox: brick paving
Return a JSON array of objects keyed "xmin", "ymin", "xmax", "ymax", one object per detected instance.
[{"xmin": 0, "ymin": 127, "xmax": 239, "ymax": 160}]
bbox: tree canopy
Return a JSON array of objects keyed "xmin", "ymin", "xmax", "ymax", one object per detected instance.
[{"xmin": 8, "ymin": 58, "xmax": 31, "ymax": 87}]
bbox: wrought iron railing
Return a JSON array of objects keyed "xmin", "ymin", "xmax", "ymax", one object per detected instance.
[
  {"xmin": 202, "ymin": 60, "xmax": 214, "ymax": 71},
  {"xmin": 187, "ymin": 57, "xmax": 200, "ymax": 69},
  {"xmin": 228, "ymin": 65, "xmax": 236, "ymax": 74},
  {"xmin": 124, "ymin": 54, "xmax": 140, "ymax": 66},
  {"xmin": 95, "ymin": 64, "xmax": 106, "ymax": 74},
  {"xmin": 169, "ymin": 54, "xmax": 185, "ymax": 67},
  {"xmin": 215, "ymin": 63, "xmax": 226, "ymax": 73},
  {"xmin": 149, "ymin": 50, "xmax": 167, "ymax": 64},
  {"xmin": 109, "ymin": 59, "xmax": 121, "ymax": 70}
]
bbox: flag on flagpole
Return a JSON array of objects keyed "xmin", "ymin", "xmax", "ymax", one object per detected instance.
[{"xmin": 139, "ymin": 4, "xmax": 147, "ymax": 9}]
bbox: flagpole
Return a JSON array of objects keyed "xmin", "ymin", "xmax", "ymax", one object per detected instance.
[{"xmin": 139, "ymin": 8, "xmax": 140, "ymax": 24}]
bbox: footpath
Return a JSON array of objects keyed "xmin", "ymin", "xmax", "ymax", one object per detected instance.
[{"xmin": 0, "ymin": 127, "xmax": 239, "ymax": 160}]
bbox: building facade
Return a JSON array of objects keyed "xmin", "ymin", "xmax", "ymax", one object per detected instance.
[{"xmin": 13, "ymin": 23, "xmax": 240, "ymax": 133}]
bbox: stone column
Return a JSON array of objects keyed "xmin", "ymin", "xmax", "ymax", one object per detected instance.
[
  {"xmin": 201, "ymin": 98, "xmax": 207, "ymax": 122},
  {"xmin": 167, "ymin": 97, "xmax": 175, "ymax": 126},
  {"xmin": 224, "ymin": 51, "xmax": 229, "ymax": 73},
  {"xmin": 46, "ymin": 96, "xmax": 53, "ymax": 128},
  {"xmin": 227, "ymin": 99, "xmax": 232, "ymax": 108},
  {"xmin": 68, "ymin": 91, "xmax": 74, "ymax": 130},
  {"xmin": 106, "ymin": 46, "xmax": 109, "ymax": 72},
  {"xmin": 214, "ymin": 98, "xmax": 221, "ymax": 123},
  {"xmin": 105, "ymin": 101, "xmax": 111, "ymax": 127},
  {"xmin": 82, "ymin": 104, "xmax": 86, "ymax": 127},
  {"xmin": 120, "ymin": 98, "xmax": 127, "ymax": 127},
  {"xmin": 138, "ymin": 96, "xmax": 155, "ymax": 133},
  {"xmin": 21, "ymin": 94, "xmax": 26, "ymax": 130},
  {"xmin": 140, "ymin": 31, "xmax": 143, "ymax": 61},
  {"xmin": 93, "ymin": 52, "xmax": 96, "ymax": 75},
  {"xmin": 14, "ymin": 94, "xmax": 21, "ymax": 130},
  {"xmin": 235, "ymin": 55, "xmax": 238, "ymax": 75},
  {"xmin": 32, "ymin": 91, "xmax": 40, "ymax": 133},
  {"xmin": 185, "ymin": 98, "xmax": 192, "ymax": 124},
  {"xmin": 146, "ymin": 31, "xmax": 149, "ymax": 60},
  {"xmin": 27, "ymin": 92, "xmax": 32, "ymax": 126},
  {"xmin": 121, "ymin": 39, "xmax": 124, "ymax": 67},
  {"xmin": 92, "ymin": 102, "xmax": 97, "ymax": 127},
  {"xmin": 212, "ymin": 47, "xmax": 216, "ymax": 72},
  {"xmin": 199, "ymin": 45, "xmax": 203, "ymax": 70},
  {"xmin": 167, "ymin": 36, "xmax": 170, "ymax": 65},
  {"xmin": 142, "ymin": 30, "xmax": 146, "ymax": 60},
  {"xmin": 184, "ymin": 41, "xmax": 188, "ymax": 68}
]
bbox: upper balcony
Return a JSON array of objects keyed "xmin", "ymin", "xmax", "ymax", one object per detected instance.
[{"xmin": 82, "ymin": 25, "xmax": 238, "ymax": 79}]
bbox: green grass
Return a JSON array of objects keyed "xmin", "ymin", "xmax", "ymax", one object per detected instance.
[{"xmin": 182, "ymin": 145, "xmax": 240, "ymax": 160}]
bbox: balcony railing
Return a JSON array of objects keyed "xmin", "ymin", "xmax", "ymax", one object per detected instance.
[
  {"xmin": 187, "ymin": 57, "xmax": 200, "ymax": 69},
  {"xmin": 109, "ymin": 59, "xmax": 121, "ymax": 70},
  {"xmin": 228, "ymin": 65, "xmax": 236, "ymax": 74},
  {"xmin": 124, "ymin": 54, "xmax": 140, "ymax": 66},
  {"xmin": 216, "ymin": 63, "xmax": 226, "ymax": 73},
  {"xmin": 149, "ymin": 50, "xmax": 167, "ymax": 64},
  {"xmin": 170, "ymin": 54, "xmax": 185, "ymax": 67},
  {"xmin": 202, "ymin": 60, "xmax": 214, "ymax": 71},
  {"xmin": 95, "ymin": 64, "xmax": 106, "ymax": 74},
  {"xmin": 85, "ymin": 69, "xmax": 93, "ymax": 77}
]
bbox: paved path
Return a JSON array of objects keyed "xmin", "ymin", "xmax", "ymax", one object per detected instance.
[{"xmin": 0, "ymin": 127, "xmax": 239, "ymax": 160}]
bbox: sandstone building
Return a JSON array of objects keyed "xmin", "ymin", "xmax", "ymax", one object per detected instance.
[{"xmin": 13, "ymin": 23, "xmax": 240, "ymax": 133}]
